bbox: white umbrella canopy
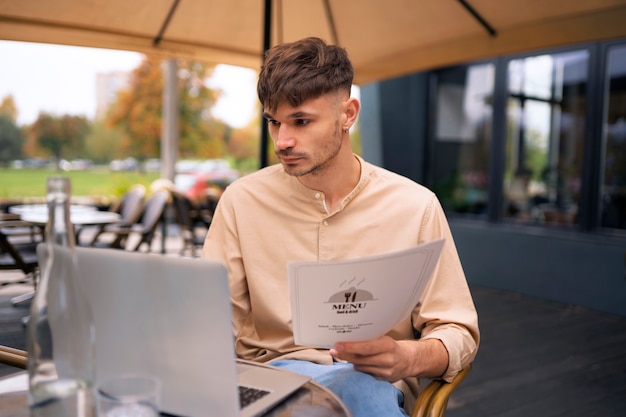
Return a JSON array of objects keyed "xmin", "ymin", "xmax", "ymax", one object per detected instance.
[{"xmin": 2, "ymin": 0, "xmax": 626, "ymax": 85}]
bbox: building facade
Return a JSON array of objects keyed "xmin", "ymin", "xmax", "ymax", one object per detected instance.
[
  {"xmin": 95, "ymin": 70, "xmax": 131, "ymax": 120},
  {"xmin": 361, "ymin": 38, "xmax": 626, "ymax": 317}
]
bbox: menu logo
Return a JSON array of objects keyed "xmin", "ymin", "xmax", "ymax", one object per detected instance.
[{"xmin": 326, "ymin": 277, "xmax": 376, "ymax": 315}]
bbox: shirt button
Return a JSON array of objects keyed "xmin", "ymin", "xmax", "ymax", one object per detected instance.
[
  {"xmin": 315, "ymin": 193, "xmax": 322, "ymax": 199},
  {"xmin": 323, "ymin": 220, "xmax": 329, "ymax": 226}
]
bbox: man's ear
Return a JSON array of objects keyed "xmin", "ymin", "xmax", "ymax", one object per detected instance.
[{"xmin": 343, "ymin": 97, "xmax": 360, "ymax": 130}]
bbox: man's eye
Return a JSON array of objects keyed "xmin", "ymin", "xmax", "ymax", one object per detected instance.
[
  {"xmin": 296, "ymin": 119, "xmax": 309, "ymax": 126},
  {"xmin": 267, "ymin": 119, "xmax": 280, "ymax": 126}
]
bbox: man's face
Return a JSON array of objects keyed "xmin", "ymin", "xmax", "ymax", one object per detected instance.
[{"xmin": 263, "ymin": 93, "xmax": 345, "ymax": 177}]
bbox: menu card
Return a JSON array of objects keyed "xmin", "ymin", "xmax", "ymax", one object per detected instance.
[{"xmin": 288, "ymin": 239, "xmax": 445, "ymax": 348}]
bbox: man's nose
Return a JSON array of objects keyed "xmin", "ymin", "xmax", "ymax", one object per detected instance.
[{"xmin": 274, "ymin": 125, "xmax": 295, "ymax": 150}]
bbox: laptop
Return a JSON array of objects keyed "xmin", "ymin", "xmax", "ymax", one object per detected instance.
[{"xmin": 38, "ymin": 244, "xmax": 310, "ymax": 417}]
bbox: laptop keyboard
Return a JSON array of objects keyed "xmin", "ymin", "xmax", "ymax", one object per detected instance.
[{"xmin": 239, "ymin": 385, "xmax": 270, "ymax": 408}]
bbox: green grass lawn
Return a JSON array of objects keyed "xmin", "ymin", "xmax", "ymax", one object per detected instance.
[{"xmin": 0, "ymin": 168, "xmax": 160, "ymax": 203}]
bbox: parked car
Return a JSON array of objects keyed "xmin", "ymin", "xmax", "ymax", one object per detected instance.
[
  {"xmin": 143, "ymin": 158, "xmax": 161, "ymax": 172},
  {"xmin": 174, "ymin": 159, "xmax": 239, "ymax": 201},
  {"xmin": 59, "ymin": 159, "xmax": 93, "ymax": 171},
  {"xmin": 109, "ymin": 157, "xmax": 138, "ymax": 172},
  {"xmin": 10, "ymin": 158, "xmax": 50, "ymax": 169}
]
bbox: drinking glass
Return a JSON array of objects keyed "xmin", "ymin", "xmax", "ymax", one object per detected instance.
[{"xmin": 95, "ymin": 375, "xmax": 160, "ymax": 417}]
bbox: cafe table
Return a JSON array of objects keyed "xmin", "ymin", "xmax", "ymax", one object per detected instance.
[
  {"xmin": 0, "ymin": 366, "xmax": 353, "ymax": 417},
  {"xmin": 9, "ymin": 204, "xmax": 121, "ymax": 227},
  {"xmin": 6, "ymin": 204, "xmax": 123, "ymax": 306},
  {"xmin": 9, "ymin": 204, "xmax": 122, "ymax": 248}
]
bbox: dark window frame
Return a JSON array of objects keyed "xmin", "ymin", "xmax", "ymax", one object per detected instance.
[{"xmin": 426, "ymin": 41, "xmax": 626, "ymax": 236}]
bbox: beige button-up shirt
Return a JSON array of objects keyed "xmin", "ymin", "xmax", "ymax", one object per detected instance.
[{"xmin": 202, "ymin": 156, "xmax": 479, "ymax": 413}]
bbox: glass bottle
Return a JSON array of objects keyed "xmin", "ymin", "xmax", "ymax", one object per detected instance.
[{"xmin": 26, "ymin": 177, "xmax": 96, "ymax": 417}]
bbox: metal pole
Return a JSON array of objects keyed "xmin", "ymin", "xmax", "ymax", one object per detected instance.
[
  {"xmin": 259, "ymin": 0, "xmax": 272, "ymax": 168},
  {"xmin": 161, "ymin": 58, "xmax": 179, "ymax": 253},
  {"xmin": 161, "ymin": 59, "xmax": 179, "ymax": 182}
]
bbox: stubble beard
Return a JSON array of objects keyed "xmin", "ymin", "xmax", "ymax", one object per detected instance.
[{"xmin": 279, "ymin": 123, "xmax": 343, "ymax": 178}]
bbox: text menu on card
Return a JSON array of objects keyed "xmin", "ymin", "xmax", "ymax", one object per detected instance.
[{"xmin": 288, "ymin": 239, "xmax": 445, "ymax": 348}]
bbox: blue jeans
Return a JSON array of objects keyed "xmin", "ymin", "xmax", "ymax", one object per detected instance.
[{"xmin": 269, "ymin": 359, "xmax": 408, "ymax": 417}]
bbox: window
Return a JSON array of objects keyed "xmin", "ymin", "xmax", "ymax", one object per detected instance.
[
  {"xmin": 430, "ymin": 63, "xmax": 494, "ymax": 216},
  {"xmin": 425, "ymin": 41, "xmax": 625, "ymax": 235},
  {"xmin": 504, "ymin": 51, "xmax": 589, "ymax": 227},
  {"xmin": 601, "ymin": 45, "xmax": 626, "ymax": 232}
]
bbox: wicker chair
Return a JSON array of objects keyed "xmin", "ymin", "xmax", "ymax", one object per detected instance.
[{"xmin": 412, "ymin": 365, "xmax": 472, "ymax": 417}]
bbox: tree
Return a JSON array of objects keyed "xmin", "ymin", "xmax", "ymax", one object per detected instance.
[
  {"xmin": 177, "ymin": 61, "xmax": 226, "ymax": 158},
  {"xmin": 226, "ymin": 115, "xmax": 262, "ymax": 173},
  {"xmin": 0, "ymin": 114, "xmax": 24, "ymax": 166},
  {"xmin": 29, "ymin": 113, "xmax": 91, "ymax": 167},
  {"xmin": 107, "ymin": 56, "xmax": 224, "ymax": 161},
  {"xmin": 0, "ymin": 95, "xmax": 18, "ymax": 122},
  {"xmin": 83, "ymin": 121, "xmax": 125, "ymax": 163}
]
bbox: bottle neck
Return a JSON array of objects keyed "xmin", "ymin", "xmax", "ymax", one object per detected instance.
[{"xmin": 46, "ymin": 179, "xmax": 75, "ymax": 248}]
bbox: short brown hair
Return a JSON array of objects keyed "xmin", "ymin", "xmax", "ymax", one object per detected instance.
[{"xmin": 257, "ymin": 37, "xmax": 354, "ymax": 113}]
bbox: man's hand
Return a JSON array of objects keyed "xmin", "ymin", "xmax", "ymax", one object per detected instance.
[{"xmin": 329, "ymin": 336, "xmax": 448, "ymax": 382}]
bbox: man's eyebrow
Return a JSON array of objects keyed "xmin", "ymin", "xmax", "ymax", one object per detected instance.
[
  {"xmin": 288, "ymin": 111, "xmax": 313, "ymax": 119},
  {"xmin": 263, "ymin": 111, "xmax": 315, "ymax": 120}
]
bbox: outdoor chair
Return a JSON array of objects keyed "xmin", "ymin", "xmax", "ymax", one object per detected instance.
[
  {"xmin": 0, "ymin": 221, "xmax": 40, "ymax": 291},
  {"xmin": 0, "ymin": 212, "xmax": 44, "ymax": 244},
  {"xmin": 197, "ymin": 187, "xmax": 221, "ymax": 217},
  {"xmin": 412, "ymin": 365, "xmax": 472, "ymax": 417},
  {"xmin": 0, "ymin": 345, "xmax": 27, "ymax": 369},
  {"xmin": 170, "ymin": 191, "xmax": 211, "ymax": 257},
  {"xmin": 85, "ymin": 184, "xmax": 146, "ymax": 246},
  {"xmin": 90, "ymin": 189, "xmax": 170, "ymax": 252}
]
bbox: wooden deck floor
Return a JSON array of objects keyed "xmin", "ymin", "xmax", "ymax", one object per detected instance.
[
  {"xmin": 1, "ymin": 272, "xmax": 625, "ymax": 416},
  {"xmin": 447, "ymin": 286, "xmax": 626, "ymax": 417}
]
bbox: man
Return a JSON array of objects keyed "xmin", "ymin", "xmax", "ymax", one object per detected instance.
[{"xmin": 202, "ymin": 37, "xmax": 479, "ymax": 417}]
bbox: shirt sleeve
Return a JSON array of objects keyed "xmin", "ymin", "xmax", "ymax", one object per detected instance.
[
  {"xmin": 412, "ymin": 194, "xmax": 480, "ymax": 382},
  {"xmin": 201, "ymin": 189, "xmax": 251, "ymax": 337}
]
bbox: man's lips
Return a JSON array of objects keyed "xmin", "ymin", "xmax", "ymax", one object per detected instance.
[{"xmin": 279, "ymin": 156, "xmax": 301, "ymax": 164}]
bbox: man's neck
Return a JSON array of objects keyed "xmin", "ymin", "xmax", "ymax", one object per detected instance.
[{"xmin": 298, "ymin": 153, "xmax": 361, "ymax": 214}]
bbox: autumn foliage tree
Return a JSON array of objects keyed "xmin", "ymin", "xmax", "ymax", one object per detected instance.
[
  {"xmin": 0, "ymin": 95, "xmax": 18, "ymax": 122},
  {"xmin": 107, "ymin": 56, "xmax": 226, "ymax": 161},
  {"xmin": 28, "ymin": 113, "xmax": 90, "ymax": 167},
  {"xmin": 0, "ymin": 95, "xmax": 24, "ymax": 166}
]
